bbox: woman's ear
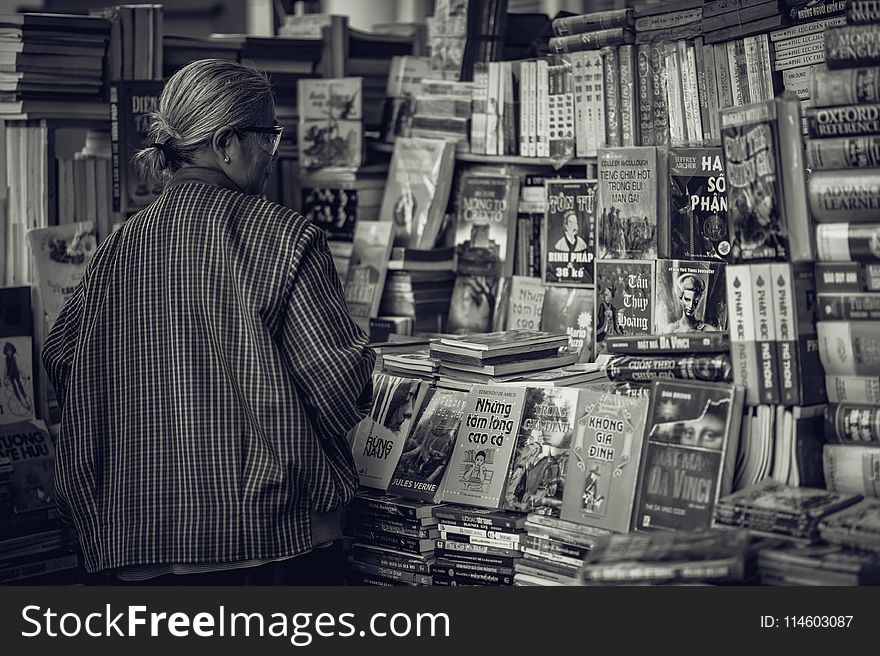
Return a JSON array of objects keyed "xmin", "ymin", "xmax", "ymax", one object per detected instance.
[{"xmin": 211, "ymin": 126, "xmax": 237, "ymax": 162}]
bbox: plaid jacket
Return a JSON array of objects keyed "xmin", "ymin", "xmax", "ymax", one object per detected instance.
[{"xmin": 43, "ymin": 168, "xmax": 374, "ymax": 573}]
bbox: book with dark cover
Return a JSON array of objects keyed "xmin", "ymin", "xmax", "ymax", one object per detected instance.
[
  {"xmin": 824, "ymin": 402, "xmax": 880, "ymax": 444},
  {"xmin": 388, "ymin": 388, "xmax": 469, "ymax": 502},
  {"xmin": 440, "ymin": 385, "xmax": 527, "ymax": 509},
  {"xmin": 0, "ymin": 287, "xmax": 34, "ymax": 425},
  {"xmin": 560, "ymin": 390, "xmax": 649, "ymax": 533},
  {"xmin": 595, "ymin": 259, "xmax": 655, "ymax": 354},
  {"xmin": 433, "ymin": 506, "xmax": 527, "ymax": 531},
  {"xmin": 825, "ymin": 24, "xmax": 880, "ymax": 69},
  {"xmin": 601, "ymin": 354, "xmax": 734, "ymax": 383},
  {"xmin": 348, "ymin": 489, "xmax": 443, "ymax": 520},
  {"xmin": 542, "ymin": 179, "xmax": 598, "ymax": 286},
  {"xmin": 633, "ymin": 380, "xmax": 744, "ymax": 532},
  {"xmin": 604, "ymin": 333, "xmax": 730, "ymax": 355},
  {"xmin": 111, "ymin": 80, "xmax": 163, "ymax": 215},
  {"xmin": 1, "ymin": 420, "xmax": 55, "ymax": 514},
  {"xmin": 540, "ymin": 287, "xmax": 595, "ymax": 364},
  {"xmin": 806, "ymin": 103, "xmax": 880, "ymax": 140},
  {"xmin": 301, "ymin": 186, "xmax": 359, "ymax": 241},
  {"xmin": 720, "ymin": 98, "xmax": 813, "ymax": 263},
  {"xmin": 502, "ymin": 387, "xmax": 584, "ymax": 516},
  {"xmin": 653, "ymin": 259, "xmax": 727, "ymax": 334},
  {"xmin": 713, "ymin": 479, "xmax": 862, "ymax": 540},
  {"xmin": 818, "ymin": 292, "xmax": 880, "ymax": 320},
  {"xmin": 597, "ymin": 147, "xmax": 663, "ymax": 260},
  {"xmin": 446, "ymin": 274, "xmax": 500, "ymax": 335},
  {"xmin": 669, "ymin": 148, "xmax": 730, "ymax": 260},
  {"xmin": 454, "ymin": 172, "xmax": 519, "ymax": 277},
  {"xmin": 350, "ymin": 375, "xmax": 429, "ymax": 490}
]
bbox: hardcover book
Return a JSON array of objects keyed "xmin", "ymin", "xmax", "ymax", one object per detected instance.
[
  {"xmin": 111, "ymin": 80, "xmax": 163, "ymax": 215},
  {"xmin": 597, "ymin": 147, "xmax": 663, "ymax": 260},
  {"xmin": 542, "ymin": 179, "xmax": 598, "ymax": 286},
  {"xmin": 343, "ymin": 221, "xmax": 395, "ymax": 331},
  {"xmin": 379, "ymin": 137, "xmax": 456, "ymax": 249},
  {"xmin": 440, "ymin": 385, "xmax": 528, "ymax": 509},
  {"xmin": 454, "ymin": 172, "xmax": 520, "ymax": 277},
  {"xmin": 653, "ymin": 259, "xmax": 727, "ymax": 334},
  {"xmin": 297, "ymin": 77, "xmax": 363, "ymax": 172},
  {"xmin": 350, "ymin": 375, "xmax": 429, "ymax": 490},
  {"xmin": 633, "ymin": 380, "xmax": 744, "ymax": 532},
  {"xmin": 502, "ymin": 387, "xmax": 585, "ymax": 516},
  {"xmin": 668, "ymin": 148, "xmax": 730, "ymax": 260},
  {"xmin": 560, "ymin": 390, "xmax": 650, "ymax": 533},
  {"xmin": 595, "ymin": 259, "xmax": 655, "ymax": 354}
]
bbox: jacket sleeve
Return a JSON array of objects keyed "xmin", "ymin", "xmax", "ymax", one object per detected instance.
[
  {"xmin": 41, "ymin": 278, "xmax": 85, "ymax": 411},
  {"xmin": 279, "ymin": 225, "xmax": 375, "ymax": 440}
]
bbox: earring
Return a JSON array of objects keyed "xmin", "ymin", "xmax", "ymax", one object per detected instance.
[{"xmin": 224, "ymin": 156, "xmax": 230, "ymax": 163}]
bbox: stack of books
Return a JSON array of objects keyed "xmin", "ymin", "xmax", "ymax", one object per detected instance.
[
  {"xmin": 713, "ymin": 479, "xmax": 862, "ymax": 541},
  {"xmin": 91, "ymin": 3, "xmax": 163, "ymax": 81},
  {"xmin": 410, "ymin": 78, "xmax": 473, "ymax": 151},
  {"xmin": 516, "ymin": 514, "xmax": 608, "ymax": 586},
  {"xmin": 380, "ymin": 351, "xmax": 439, "ymax": 382},
  {"xmin": 429, "ymin": 330, "xmax": 574, "ymax": 391},
  {"xmin": 819, "ymin": 497, "xmax": 880, "ymax": 552},
  {"xmin": 431, "ymin": 505, "xmax": 524, "ymax": 586},
  {"xmin": 343, "ymin": 491, "xmax": 439, "ymax": 586},
  {"xmin": 380, "ymin": 246, "xmax": 456, "ymax": 333},
  {"xmin": 0, "ymin": 12, "xmax": 111, "ymax": 120}
]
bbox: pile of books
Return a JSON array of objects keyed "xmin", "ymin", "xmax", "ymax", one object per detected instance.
[
  {"xmin": 380, "ymin": 246, "xmax": 456, "ymax": 334},
  {"xmin": 431, "ymin": 505, "xmax": 524, "ymax": 586},
  {"xmin": 91, "ymin": 4, "xmax": 163, "ymax": 81},
  {"xmin": 429, "ymin": 330, "xmax": 575, "ymax": 391},
  {"xmin": 343, "ymin": 491, "xmax": 439, "ymax": 586},
  {"xmin": 0, "ymin": 12, "xmax": 111, "ymax": 120},
  {"xmin": 516, "ymin": 514, "xmax": 607, "ymax": 586},
  {"xmin": 410, "ymin": 78, "xmax": 473, "ymax": 151}
]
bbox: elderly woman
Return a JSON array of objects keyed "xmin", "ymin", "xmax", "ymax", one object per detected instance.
[{"xmin": 42, "ymin": 59, "xmax": 374, "ymax": 585}]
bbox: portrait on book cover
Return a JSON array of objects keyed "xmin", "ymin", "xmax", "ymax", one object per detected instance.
[
  {"xmin": 654, "ymin": 261, "xmax": 727, "ymax": 334},
  {"xmin": 543, "ymin": 180, "xmax": 597, "ymax": 286},
  {"xmin": 458, "ymin": 448, "xmax": 495, "ymax": 493}
]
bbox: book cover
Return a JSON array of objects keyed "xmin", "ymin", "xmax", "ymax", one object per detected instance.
[
  {"xmin": 597, "ymin": 147, "xmax": 661, "ymax": 259},
  {"xmin": 824, "ymin": 444, "xmax": 880, "ymax": 497},
  {"xmin": 388, "ymin": 388, "xmax": 469, "ymax": 502},
  {"xmin": 540, "ymin": 287, "xmax": 595, "ymax": 364},
  {"xmin": 300, "ymin": 186, "xmax": 359, "ymax": 242},
  {"xmin": 505, "ymin": 276, "xmax": 546, "ymax": 332},
  {"xmin": 653, "ymin": 259, "xmax": 727, "ymax": 334},
  {"xmin": 669, "ymin": 148, "xmax": 730, "ymax": 260},
  {"xmin": 454, "ymin": 173, "xmax": 519, "ymax": 277},
  {"xmin": 113, "ymin": 80, "xmax": 163, "ymax": 214},
  {"xmin": 601, "ymin": 354, "xmax": 733, "ymax": 383},
  {"xmin": 633, "ymin": 380, "xmax": 743, "ymax": 532},
  {"xmin": 350, "ymin": 374, "xmax": 429, "ymax": 490},
  {"xmin": 604, "ymin": 333, "xmax": 729, "ymax": 355},
  {"xmin": 379, "ymin": 137, "xmax": 455, "ymax": 249},
  {"xmin": 344, "ymin": 221, "xmax": 395, "ymax": 331},
  {"xmin": 25, "ymin": 222, "xmax": 97, "ymax": 327},
  {"xmin": 0, "ymin": 420, "xmax": 55, "ymax": 513},
  {"xmin": 561, "ymin": 390, "xmax": 650, "ymax": 533},
  {"xmin": 595, "ymin": 259, "xmax": 655, "ymax": 354},
  {"xmin": 440, "ymin": 385, "xmax": 528, "ymax": 509},
  {"xmin": 447, "ymin": 274, "xmax": 501, "ymax": 335},
  {"xmin": 297, "ymin": 77, "xmax": 363, "ymax": 172},
  {"xmin": 542, "ymin": 179, "xmax": 598, "ymax": 286},
  {"xmin": 502, "ymin": 387, "xmax": 584, "ymax": 516},
  {"xmin": 0, "ymin": 287, "xmax": 34, "ymax": 425},
  {"xmin": 438, "ymin": 329, "xmax": 568, "ymax": 353}
]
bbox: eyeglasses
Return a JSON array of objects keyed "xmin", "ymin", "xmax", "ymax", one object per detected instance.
[{"xmin": 237, "ymin": 125, "xmax": 284, "ymax": 156}]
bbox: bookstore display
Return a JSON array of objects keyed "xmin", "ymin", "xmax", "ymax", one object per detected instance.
[{"xmin": 3, "ymin": 0, "xmax": 880, "ymax": 587}]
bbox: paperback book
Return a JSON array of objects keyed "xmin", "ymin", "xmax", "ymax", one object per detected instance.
[
  {"xmin": 653, "ymin": 259, "xmax": 727, "ymax": 334},
  {"xmin": 542, "ymin": 179, "xmax": 598, "ymax": 286},
  {"xmin": 454, "ymin": 172, "xmax": 519, "ymax": 277},
  {"xmin": 540, "ymin": 287, "xmax": 595, "ymax": 364}
]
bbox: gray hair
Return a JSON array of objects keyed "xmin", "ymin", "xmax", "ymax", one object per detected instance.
[{"xmin": 134, "ymin": 58, "xmax": 275, "ymax": 188}]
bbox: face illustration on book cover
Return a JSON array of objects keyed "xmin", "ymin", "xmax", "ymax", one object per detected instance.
[
  {"xmin": 458, "ymin": 448, "xmax": 495, "ymax": 493},
  {"xmin": 722, "ymin": 120, "xmax": 787, "ymax": 261},
  {"xmin": 503, "ymin": 387, "xmax": 578, "ymax": 515},
  {"xmin": 541, "ymin": 287, "xmax": 594, "ymax": 363},
  {"xmin": 654, "ymin": 260, "xmax": 727, "ymax": 334},
  {"xmin": 543, "ymin": 180, "xmax": 597, "ymax": 285}
]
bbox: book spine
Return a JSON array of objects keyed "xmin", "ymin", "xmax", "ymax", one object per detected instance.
[
  {"xmin": 686, "ymin": 41, "xmax": 704, "ymax": 143},
  {"xmin": 848, "ymin": 0, "xmax": 880, "ymax": 24},
  {"xmin": 518, "ymin": 62, "xmax": 528, "ymax": 156},
  {"xmin": 818, "ymin": 320, "xmax": 880, "ymax": 376},
  {"xmin": 548, "ymin": 28, "xmax": 633, "ymax": 54},
  {"xmin": 793, "ymin": 262, "xmax": 828, "ymax": 405},
  {"xmin": 825, "ymin": 25, "xmax": 880, "ymax": 69},
  {"xmin": 744, "ymin": 36, "xmax": 760, "ymax": 104},
  {"xmin": 651, "ymin": 42, "xmax": 670, "ymax": 146},
  {"xmin": 735, "ymin": 39, "xmax": 751, "ymax": 105},
  {"xmin": 349, "ymin": 560, "xmax": 432, "ymax": 585},
  {"xmin": 771, "ymin": 16, "xmax": 847, "ymax": 42},
  {"xmin": 433, "ymin": 510, "xmax": 522, "ymax": 531},
  {"xmin": 552, "ymin": 10, "xmax": 633, "ymax": 37},
  {"xmin": 758, "ymin": 34, "xmax": 776, "ymax": 102},
  {"xmin": 770, "ymin": 262, "xmax": 799, "ymax": 406},
  {"xmin": 727, "ymin": 42, "xmax": 743, "ymax": 107},
  {"xmin": 823, "ymin": 444, "xmax": 880, "ymax": 497},
  {"xmin": 602, "ymin": 355, "xmax": 733, "ymax": 382},
  {"xmin": 727, "ymin": 265, "xmax": 761, "ymax": 405},
  {"xmin": 604, "ymin": 332, "xmax": 731, "ymax": 354},
  {"xmin": 808, "ymin": 169, "xmax": 880, "ymax": 223},
  {"xmin": 715, "ymin": 42, "xmax": 734, "ymax": 110},
  {"xmin": 588, "ymin": 51, "xmax": 606, "ymax": 155},
  {"xmin": 619, "ymin": 45, "xmax": 638, "ymax": 146},
  {"xmin": 537, "ymin": 59, "xmax": 550, "ymax": 157},
  {"xmin": 811, "ymin": 67, "xmax": 880, "ymax": 107},
  {"xmin": 694, "ymin": 37, "xmax": 710, "ymax": 142},
  {"xmin": 825, "ymin": 375, "xmax": 880, "ymax": 404},
  {"xmin": 677, "ymin": 41, "xmax": 695, "ymax": 143},
  {"xmin": 819, "ymin": 293, "xmax": 880, "ymax": 321},
  {"xmin": 816, "ymin": 223, "xmax": 880, "ymax": 262},
  {"xmin": 751, "ymin": 263, "xmax": 780, "ymax": 404},
  {"xmin": 703, "ymin": 43, "xmax": 720, "ymax": 143},
  {"xmin": 433, "ymin": 558, "xmax": 515, "ymax": 577},
  {"xmin": 806, "ymin": 136, "xmax": 880, "ymax": 169},
  {"xmin": 571, "ymin": 53, "xmax": 588, "ymax": 158},
  {"xmin": 109, "ymin": 86, "xmax": 122, "ymax": 214},
  {"xmin": 603, "ymin": 47, "xmax": 621, "ymax": 147},
  {"xmin": 815, "ymin": 261, "xmax": 880, "ymax": 292},
  {"xmin": 667, "ymin": 47, "xmax": 686, "ymax": 145},
  {"xmin": 637, "ymin": 44, "xmax": 655, "ymax": 146}
]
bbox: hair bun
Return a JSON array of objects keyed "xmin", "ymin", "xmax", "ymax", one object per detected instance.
[{"xmin": 150, "ymin": 141, "xmax": 177, "ymax": 162}]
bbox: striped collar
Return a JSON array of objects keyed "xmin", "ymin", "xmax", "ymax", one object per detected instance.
[{"xmin": 167, "ymin": 165, "xmax": 244, "ymax": 194}]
